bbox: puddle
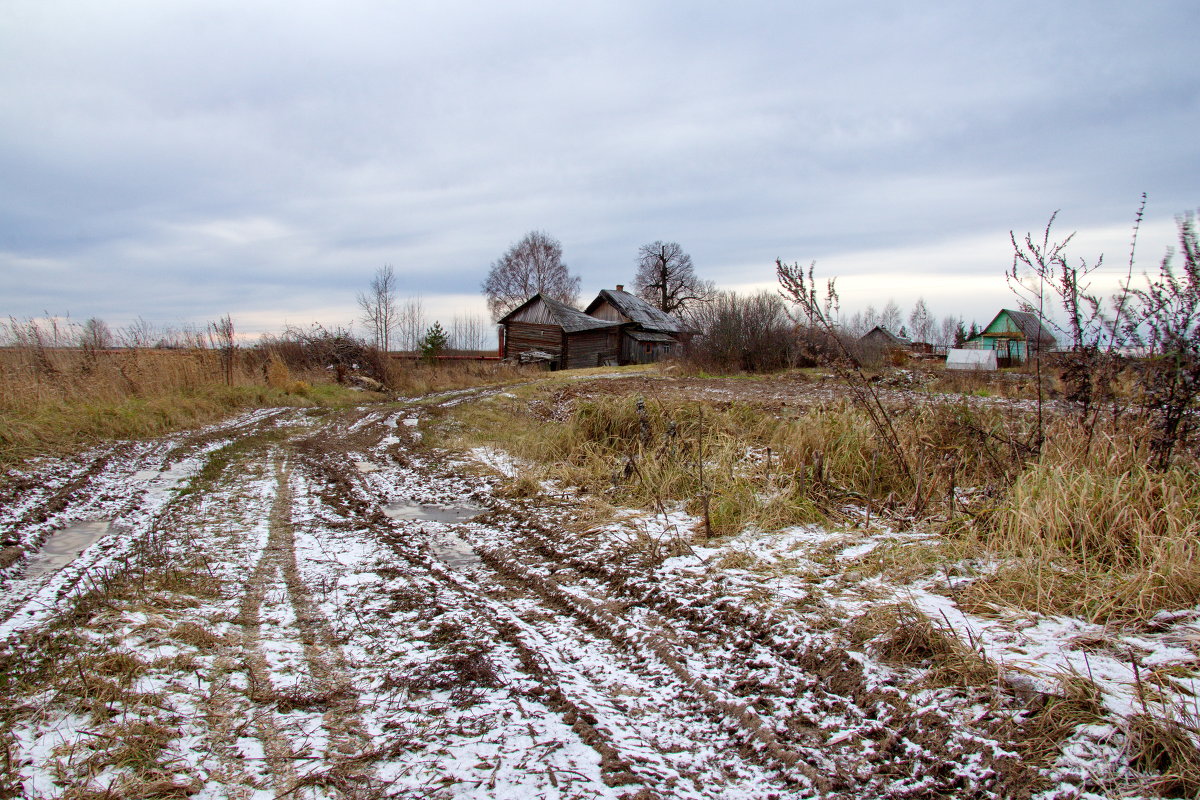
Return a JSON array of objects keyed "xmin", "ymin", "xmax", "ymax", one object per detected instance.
[
  {"xmin": 382, "ymin": 501, "xmax": 485, "ymax": 568},
  {"xmin": 431, "ymin": 531, "xmax": 482, "ymax": 569},
  {"xmin": 25, "ymin": 521, "xmax": 112, "ymax": 577},
  {"xmin": 383, "ymin": 501, "xmax": 483, "ymax": 523},
  {"xmin": 132, "ymin": 462, "xmax": 200, "ymax": 501}
]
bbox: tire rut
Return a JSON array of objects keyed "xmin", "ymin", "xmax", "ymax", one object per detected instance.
[
  {"xmin": 298, "ymin": 413, "xmax": 822, "ymax": 798},
  {"xmin": 230, "ymin": 451, "xmax": 373, "ymax": 795}
]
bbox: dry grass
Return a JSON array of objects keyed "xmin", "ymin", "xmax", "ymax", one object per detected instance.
[
  {"xmin": 962, "ymin": 424, "xmax": 1200, "ymax": 622},
  {"xmin": 850, "ymin": 602, "xmax": 998, "ymax": 689},
  {"xmin": 384, "ymin": 359, "xmax": 535, "ymax": 397},
  {"xmin": 441, "ymin": 373, "xmax": 1200, "ymax": 626},
  {"xmin": 1124, "ymin": 710, "xmax": 1200, "ymax": 798},
  {"xmin": 442, "ymin": 388, "xmax": 1029, "ymax": 536},
  {"xmin": 1005, "ymin": 670, "xmax": 1107, "ymax": 766},
  {"xmin": 0, "ymin": 346, "xmax": 362, "ymax": 465}
]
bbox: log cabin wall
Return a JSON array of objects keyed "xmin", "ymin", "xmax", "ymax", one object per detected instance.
[
  {"xmin": 564, "ymin": 329, "xmax": 619, "ymax": 369},
  {"xmin": 503, "ymin": 322, "xmax": 564, "ymax": 363}
]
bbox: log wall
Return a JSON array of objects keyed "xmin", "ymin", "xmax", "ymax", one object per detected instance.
[
  {"xmin": 564, "ymin": 329, "xmax": 619, "ymax": 369},
  {"xmin": 503, "ymin": 322, "xmax": 563, "ymax": 363}
]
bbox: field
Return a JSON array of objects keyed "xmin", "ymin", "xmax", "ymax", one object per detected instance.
[{"xmin": 0, "ymin": 361, "xmax": 1197, "ymax": 799}]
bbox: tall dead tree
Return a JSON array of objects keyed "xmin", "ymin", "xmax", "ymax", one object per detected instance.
[{"xmin": 633, "ymin": 241, "xmax": 712, "ymax": 315}]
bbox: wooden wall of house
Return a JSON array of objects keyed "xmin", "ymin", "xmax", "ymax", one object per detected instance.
[
  {"xmin": 618, "ymin": 332, "xmax": 679, "ymax": 365},
  {"xmin": 564, "ymin": 329, "xmax": 619, "ymax": 369},
  {"xmin": 588, "ymin": 300, "xmax": 627, "ymax": 324},
  {"xmin": 508, "ymin": 299, "xmax": 560, "ymax": 326},
  {"xmin": 503, "ymin": 322, "xmax": 563, "ymax": 362}
]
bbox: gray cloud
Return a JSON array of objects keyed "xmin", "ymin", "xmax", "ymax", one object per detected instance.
[{"xmin": 1, "ymin": 0, "xmax": 1197, "ymax": 334}]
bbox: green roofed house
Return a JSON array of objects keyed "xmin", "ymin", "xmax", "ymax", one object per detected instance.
[{"xmin": 964, "ymin": 309, "xmax": 1057, "ymax": 366}]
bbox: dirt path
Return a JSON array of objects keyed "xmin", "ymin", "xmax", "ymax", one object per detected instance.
[{"xmin": 0, "ymin": 400, "xmax": 1045, "ymax": 798}]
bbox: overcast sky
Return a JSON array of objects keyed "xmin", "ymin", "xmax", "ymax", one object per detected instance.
[{"xmin": 2, "ymin": 0, "xmax": 1197, "ymax": 341}]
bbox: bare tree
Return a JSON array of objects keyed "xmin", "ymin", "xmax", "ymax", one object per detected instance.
[
  {"xmin": 633, "ymin": 241, "xmax": 713, "ymax": 315},
  {"xmin": 358, "ymin": 264, "xmax": 399, "ymax": 352},
  {"xmin": 396, "ymin": 295, "xmax": 426, "ymax": 352},
  {"xmin": 846, "ymin": 304, "xmax": 880, "ymax": 336},
  {"xmin": 119, "ymin": 317, "xmax": 156, "ymax": 348},
  {"xmin": 908, "ymin": 298, "xmax": 934, "ymax": 344},
  {"xmin": 939, "ymin": 315, "xmax": 961, "ymax": 348},
  {"xmin": 482, "ymin": 231, "xmax": 580, "ymax": 320},
  {"xmin": 450, "ymin": 313, "xmax": 489, "ymax": 353},
  {"xmin": 878, "ymin": 300, "xmax": 902, "ymax": 334},
  {"xmin": 79, "ymin": 317, "xmax": 113, "ymax": 351}
]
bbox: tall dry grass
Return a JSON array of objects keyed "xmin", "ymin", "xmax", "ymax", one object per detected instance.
[
  {"xmin": 445, "ymin": 390, "xmax": 1033, "ymax": 534},
  {"xmin": 383, "ymin": 359, "xmax": 532, "ymax": 397},
  {"xmin": 446, "ymin": 381, "xmax": 1200, "ymax": 621},
  {"xmin": 0, "ymin": 344, "xmax": 341, "ymax": 464},
  {"xmin": 962, "ymin": 422, "xmax": 1200, "ymax": 622}
]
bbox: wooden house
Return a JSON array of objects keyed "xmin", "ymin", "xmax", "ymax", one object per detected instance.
[
  {"xmin": 584, "ymin": 286, "xmax": 695, "ymax": 365},
  {"xmin": 497, "ymin": 294, "xmax": 620, "ymax": 370},
  {"xmin": 964, "ymin": 309, "xmax": 1056, "ymax": 366}
]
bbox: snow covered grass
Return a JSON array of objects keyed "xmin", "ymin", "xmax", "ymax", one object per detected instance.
[
  {"xmin": 443, "ymin": 372, "xmax": 1200, "ymax": 795},
  {"xmin": 444, "ymin": 378, "xmax": 1200, "ymax": 622}
]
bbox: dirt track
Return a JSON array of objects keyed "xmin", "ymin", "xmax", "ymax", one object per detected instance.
[{"xmin": 0, "ymin": 391, "xmax": 1062, "ymax": 798}]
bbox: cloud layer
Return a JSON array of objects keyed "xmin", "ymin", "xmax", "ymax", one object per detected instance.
[{"xmin": 2, "ymin": 0, "xmax": 1197, "ymax": 335}]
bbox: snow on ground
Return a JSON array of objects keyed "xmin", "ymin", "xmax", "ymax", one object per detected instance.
[{"xmin": 0, "ymin": 392, "xmax": 1195, "ymax": 798}]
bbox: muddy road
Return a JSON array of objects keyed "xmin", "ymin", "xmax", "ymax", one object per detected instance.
[{"xmin": 0, "ymin": 397, "xmax": 1039, "ymax": 799}]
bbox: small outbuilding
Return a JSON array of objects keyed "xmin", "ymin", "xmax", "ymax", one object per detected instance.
[
  {"xmin": 858, "ymin": 326, "xmax": 911, "ymax": 351},
  {"xmin": 497, "ymin": 294, "xmax": 621, "ymax": 370},
  {"xmin": 964, "ymin": 309, "xmax": 1056, "ymax": 366}
]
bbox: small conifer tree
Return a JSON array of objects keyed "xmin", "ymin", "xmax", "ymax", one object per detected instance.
[{"xmin": 420, "ymin": 321, "xmax": 448, "ymax": 364}]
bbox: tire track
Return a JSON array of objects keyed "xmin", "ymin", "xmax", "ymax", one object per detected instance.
[
  {"xmin": 297, "ymin": 414, "xmax": 822, "ymax": 798},
  {"xmin": 230, "ymin": 452, "xmax": 374, "ymax": 796}
]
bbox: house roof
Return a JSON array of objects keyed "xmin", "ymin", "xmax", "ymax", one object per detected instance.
[
  {"xmin": 585, "ymin": 289, "xmax": 692, "ymax": 334},
  {"xmin": 859, "ymin": 325, "xmax": 911, "ymax": 347},
  {"xmin": 981, "ymin": 309, "xmax": 1057, "ymax": 346},
  {"xmin": 498, "ymin": 293, "xmax": 620, "ymax": 334},
  {"xmin": 626, "ymin": 330, "xmax": 678, "ymax": 343}
]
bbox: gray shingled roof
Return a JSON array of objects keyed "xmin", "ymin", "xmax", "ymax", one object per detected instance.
[
  {"xmin": 859, "ymin": 325, "xmax": 911, "ymax": 348},
  {"xmin": 1000, "ymin": 309, "xmax": 1057, "ymax": 346},
  {"xmin": 626, "ymin": 330, "xmax": 677, "ymax": 343},
  {"xmin": 499, "ymin": 294, "xmax": 620, "ymax": 333},
  {"xmin": 585, "ymin": 289, "xmax": 691, "ymax": 334}
]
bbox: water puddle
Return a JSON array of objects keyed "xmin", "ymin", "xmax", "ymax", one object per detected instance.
[
  {"xmin": 132, "ymin": 462, "xmax": 200, "ymax": 501},
  {"xmin": 431, "ymin": 531, "xmax": 482, "ymax": 569},
  {"xmin": 383, "ymin": 501, "xmax": 483, "ymax": 523},
  {"xmin": 25, "ymin": 520, "xmax": 112, "ymax": 577},
  {"xmin": 382, "ymin": 501, "xmax": 484, "ymax": 569}
]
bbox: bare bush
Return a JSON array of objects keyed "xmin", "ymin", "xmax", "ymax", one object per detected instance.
[
  {"xmin": 1133, "ymin": 210, "xmax": 1200, "ymax": 467},
  {"xmin": 684, "ymin": 291, "xmax": 800, "ymax": 372}
]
